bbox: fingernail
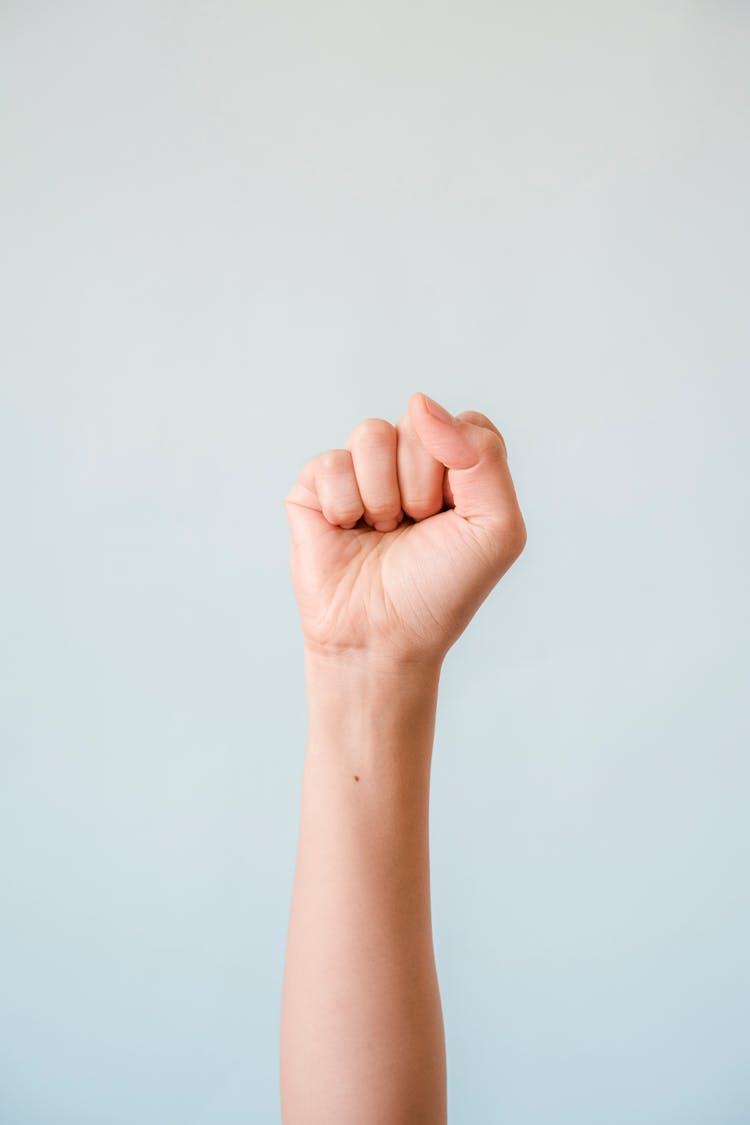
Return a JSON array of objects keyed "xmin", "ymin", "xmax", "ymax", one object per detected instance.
[{"xmin": 422, "ymin": 394, "xmax": 455, "ymax": 424}]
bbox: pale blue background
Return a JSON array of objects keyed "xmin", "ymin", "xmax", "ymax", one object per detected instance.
[{"xmin": 2, "ymin": 2, "xmax": 749, "ymax": 1122}]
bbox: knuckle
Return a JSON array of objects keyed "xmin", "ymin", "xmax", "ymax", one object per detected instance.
[
  {"xmin": 458, "ymin": 411, "xmax": 508, "ymax": 456},
  {"xmin": 482, "ymin": 510, "xmax": 527, "ymax": 565},
  {"xmin": 499, "ymin": 512, "xmax": 527, "ymax": 560},
  {"xmin": 349, "ymin": 417, "xmax": 395, "ymax": 449},
  {"xmin": 481, "ymin": 430, "xmax": 508, "ymax": 462},
  {"xmin": 318, "ymin": 448, "xmax": 351, "ymax": 474},
  {"xmin": 458, "ymin": 409, "xmax": 495, "ymax": 429},
  {"xmin": 509, "ymin": 513, "xmax": 528, "ymax": 556}
]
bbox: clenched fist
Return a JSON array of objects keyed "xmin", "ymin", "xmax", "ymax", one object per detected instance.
[{"xmin": 285, "ymin": 392, "xmax": 527, "ymax": 665}]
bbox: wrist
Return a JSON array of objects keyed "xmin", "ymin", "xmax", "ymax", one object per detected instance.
[
  {"xmin": 302, "ymin": 645, "xmax": 442, "ymax": 768},
  {"xmin": 303, "ymin": 644, "xmax": 442, "ymax": 700}
]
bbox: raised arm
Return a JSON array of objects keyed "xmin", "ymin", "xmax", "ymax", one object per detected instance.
[{"xmin": 280, "ymin": 392, "xmax": 527, "ymax": 1124}]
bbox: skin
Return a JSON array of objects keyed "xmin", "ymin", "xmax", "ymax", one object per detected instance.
[{"xmin": 280, "ymin": 391, "xmax": 527, "ymax": 1124}]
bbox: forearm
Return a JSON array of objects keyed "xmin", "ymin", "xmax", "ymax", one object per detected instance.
[{"xmin": 280, "ymin": 650, "xmax": 447, "ymax": 1125}]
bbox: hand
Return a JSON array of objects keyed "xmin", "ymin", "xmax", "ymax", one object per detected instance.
[{"xmin": 285, "ymin": 392, "xmax": 527, "ymax": 665}]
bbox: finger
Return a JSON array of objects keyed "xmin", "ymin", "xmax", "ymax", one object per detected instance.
[
  {"xmin": 345, "ymin": 418, "xmax": 402, "ymax": 532},
  {"xmin": 284, "ymin": 450, "xmax": 365, "ymax": 550},
  {"xmin": 286, "ymin": 450, "xmax": 364, "ymax": 529},
  {"xmin": 450, "ymin": 409, "xmax": 507, "ymax": 508},
  {"xmin": 395, "ymin": 409, "xmax": 445, "ymax": 521},
  {"xmin": 313, "ymin": 449, "xmax": 365, "ymax": 528},
  {"xmin": 440, "ymin": 411, "xmax": 503, "ymax": 510},
  {"xmin": 407, "ymin": 392, "xmax": 527, "ymax": 552}
]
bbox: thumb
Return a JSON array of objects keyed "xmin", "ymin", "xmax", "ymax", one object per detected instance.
[{"xmin": 408, "ymin": 392, "xmax": 525, "ymax": 535}]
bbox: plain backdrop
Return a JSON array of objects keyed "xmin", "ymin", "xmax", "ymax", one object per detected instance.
[{"xmin": 1, "ymin": 2, "xmax": 749, "ymax": 1122}]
